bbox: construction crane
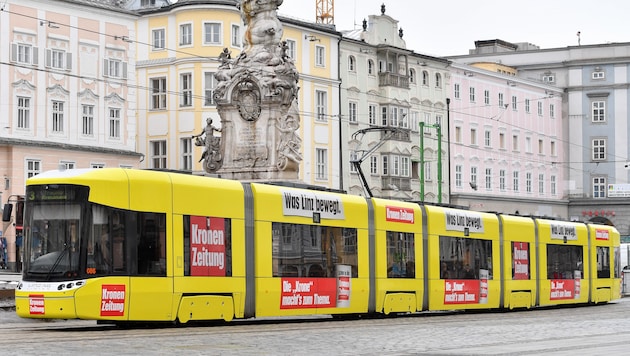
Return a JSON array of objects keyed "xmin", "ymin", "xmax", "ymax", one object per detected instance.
[{"xmin": 316, "ymin": 0, "xmax": 334, "ymax": 24}]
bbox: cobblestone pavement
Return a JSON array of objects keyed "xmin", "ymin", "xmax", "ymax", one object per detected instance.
[{"xmin": 1, "ymin": 297, "xmax": 629, "ymax": 355}]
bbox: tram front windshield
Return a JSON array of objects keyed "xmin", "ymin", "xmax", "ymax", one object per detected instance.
[{"xmin": 22, "ymin": 184, "xmax": 92, "ymax": 282}]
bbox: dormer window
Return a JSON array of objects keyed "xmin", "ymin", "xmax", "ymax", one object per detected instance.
[{"xmin": 592, "ymin": 70, "xmax": 605, "ymax": 80}]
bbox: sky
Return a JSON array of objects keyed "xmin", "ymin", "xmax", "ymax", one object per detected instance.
[{"xmin": 276, "ymin": 0, "xmax": 630, "ymax": 57}]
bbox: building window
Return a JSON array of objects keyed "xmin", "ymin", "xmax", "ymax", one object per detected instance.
[
  {"xmin": 370, "ymin": 156, "xmax": 378, "ymax": 174},
  {"xmin": 455, "ymin": 165, "xmax": 462, "ymax": 188},
  {"xmin": 60, "ymin": 161, "xmax": 75, "ymax": 170},
  {"xmin": 537, "ymin": 101, "xmax": 543, "ymax": 116},
  {"xmin": 231, "ymin": 24, "xmax": 241, "ymax": 47},
  {"xmin": 469, "ymin": 87, "xmax": 476, "ymax": 102},
  {"xmin": 52, "ymin": 100, "xmax": 64, "ymax": 133},
  {"xmin": 513, "ymin": 171, "xmax": 519, "ymax": 192},
  {"xmin": 512, "ymin": 135, "xmax": 519, "ymax": 151},
  {"xmin": 424, "ymin": 162, "xmax": 431, "ymax": 181},
  {"xmin": 470, "ymin": 166, "xmax": 477, "ymax": 187},
  {"xmin": 435, "ymin": 73, "xmax": 442, "ymax": 88},
  {"xmin": 315, "ymin": 45, "xmax": 325, "ymax": 67},
  {"xmin": 91, "ymin": 163, "xmax": 105, "ymax": 169},
  {"xmin": 367, "ymin": 59, "xmax": 375, "ymax": 75},
  {"xmin": 151, "ymin": 140, "xmax": 167, "ymax": 169},
  {"xmin": 538, "ymin": 173, "xmax": 545, "ymax": 194},
  {"xmin": 526, "ymin": 172, "xmax": 532, "ymax": 193},
  {"xmin": 82, "ymin": 104, "xmax": 94, "ymax": 136},
  {"xmin": 204, "ymin": 72, "xmax": 217, "ymax": 106},
  {"xmin": 152, "ymin": 29, "xmax": 165, "ymax": 50},
  {"xmin": 485, "ymin": 168, "xmax": 492, "ymax": 190},
  {"xmin": 180, "ymin": 23, "xmax": 192, "ymax": 46},
  {"xmin": 549, "ymin": 104, "xmax": 555, "ymax": 118},
  {"xmin": 499, "ymin": 170, "xmax": 506, "ymax": 191},
  {"xmin": 593, "ymin": 177, "xmax": 606, "ymax": 198},
  {"xmin": 382, "ymin": 155, "xmax": 388, "ymax": 175},
  {"xmin": 348, "ymin": 55, "xmax": 356, "ymax": 71},
  {"xmin": 470, "ymin": 128, "xmax": 477, "ymax": 146},
  {"xmin": 484, "ymin": 90, "xmax": 490, "ymax": 105},
  {"xmin": 525, "ymin": 99, "xmax": 530, "ymax": 113},
  {"xmin": 17, "ymin": 97, "xmax": 30, "ymax": 129},
  {"xmin": 484, "ymin": 130, "xmax": 491, "ymax": 147},
  {"xmin": 316, "ymin": 90, "xmax": 327, "ymax": 122},
  {"xmin": 498, "ymin": 93, "xmax": 504, "ymax": 107},
  {"xmin": 46, "ymin": 48, "xmax": 71, "ymax": 70},
  {"xmin": 550, "ymin": 175, "xmax": 557, "ymax": 196},
  {"xmin": 592, "ymin": 138, "xmax": 606, "ymax": 160},
  {"xmin": 103, "ymin": 58, "xmax": 127, "ymax": 79},
  {"xmin": 422, "ymin": 71, "xmax": 428, "ymax": 85},
  {"xmin": 151, "ymin": 77, "xmax": 167, "ymax": 110},
  {"xmin": 26, "ymin": 159, "xmax": 41, "ymax": 178},
  {"xmin": 180, "ymin": 73, "xmax": 193, "ymax": 107},
  {"xmin": 512, "ymin": 95, "xmax": 517, "ymax": 110},
  {"xmin": 592, "ymin": 101, "xmax": 605, "ymax": 122},
  {"xmin": 454, "ymin": 83, "xmax": 460, "ymax": 99},
  {"xmin": 204, "ymin": 23, "xmax": 221, "ymax": 44},
  {"xmin": 109, "ymin": 108, "xmax": 121, "ymax": 139},
  {"xmin": 592, "ymin": 71, "xmax": 605, "ymax": 80},
  {"xmin": 11, "ymin": 43, "xmax": 36, "ymax": 65},
  {"xmin": 542, "ymin": 74, "xmax": 555, "ymax": 83},
  {"xmin": 409, "ymin": 68, "xmax": 416, "ymax": 83},
  {"xmin": 286, "ymin": 39, "xmax": 296, "ymax": 60},
  {"xmin": 316, "ymin": 148, "xmax": 327, "ymax": 180},
  {"xmin": 550, "ymin": 141, "xmax": 556, "ymax": 156},
  {"xmin": 390, "ymin": 107, "xmax": 399, "ymax": 127},
  {"xmin": 499, "ymin": 133, "xmax": 505, "ymax": 149},
  {"xmin": 368, "ymin": 104, "xmax": 377, "ymax": 125},
  {"xmin": 349, "ymin": 152, "xmax": 358, "ymax": 173},
  {"xmin": 525, "ymin": 137, "xmax": 532, "ymax": 153},
  {"xmin": 348, "ymin": 101, "xmax": 358, "ymax": 123},
  {"xmin": 455, "ymin": 126, "xmax": 462, "ymax": 143},
  {"xmin": 181, "ymin": 138, "xmax": 192, "ymax": 171},
  {"xmin": 401, "ymin": 157, "xmax": 410, "ymax": 177}
]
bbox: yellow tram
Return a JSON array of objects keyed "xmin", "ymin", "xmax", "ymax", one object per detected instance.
[{"xmin": 14, "ymin": 168, "xmax": 621, "ymax": 323}]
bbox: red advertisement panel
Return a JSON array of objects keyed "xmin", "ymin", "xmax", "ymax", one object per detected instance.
[
  {"xmin": 280, "ymin": 278, "xmax": 337, "ymax": 309},
  {"xmin": 549, "ymin": 279, "xmax": 576, "ymax": 300},
  {"xmin": 444, "ymin": 280, "xmax": 480, "ymax": 304},
  {"xmin": 190, "ymin": 216, "xmax": 226, "ymax": 276},
  {"xmin": 595, "ymin": 229, "xmax": 609, "ymax": 240},
  {"xmin": 513, "ymin": 242, "xmax": 529, "ymax": 280},
  {"xmin": 385, "ymin": 206, "xmax": 415, "ymax": 224},
  {"xmin": 100, "ymin": 284, "xmax": 125, "ymax": 316},
  {"xmin": 29, "ymin": 294, "xmax": 45, "ymax": 315}
]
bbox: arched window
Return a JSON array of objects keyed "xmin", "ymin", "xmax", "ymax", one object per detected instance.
[
  {"xmin": 422, "ymin": 71, "xmax": 429, "ymax": 86},
  {"xmin": 435, "ymin": 73, "xmax": 442, "ymax": 88},
  {"xmin": 367, "ymin": 59, "xmax": 375, "ymax": 75},
  {"xmin": 409, "ymin": 68, "xmax": 416, "ymax": 83},
  {"xmin": 348, "ymin": 55, "xmax": 356, "ymax": 72}
]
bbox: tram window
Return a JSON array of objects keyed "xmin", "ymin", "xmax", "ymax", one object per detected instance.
[
  {"xmin": 614, "ymin": 247, "xmax": 620, "ymax": 278},
  {"xmin": 272, "ymin": 222, "xmax": 358, "ymax": 278},
  {"xmin": 439, "ymin": 236, "xmax": 493, "ymax": 280},
  {"xmin": 386, "ymin": 231, "xmax": 415, "ymax": 278},
  {"xmin": 137, "ymin": 212, "xmax": 166, "ymax": 276},
  {"xmin": 183, "ymin": 215, "xmax": 232, "ymax": 277},
  {"xmin": 546, "ymin": 244, "xmax": 583, "ymax": 279},
  {"xmin": 596, "ymin": 246, "xmax": 610, "ymax": 279},
  {"xmin": 511, "ymin": 242, "xmax": 531, "ymax": 280}
]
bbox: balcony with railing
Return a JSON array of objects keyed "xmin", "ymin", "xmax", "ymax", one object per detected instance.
[{"xmin": 378, "ymin": 72, "xmax": 409, "ymax": 89}]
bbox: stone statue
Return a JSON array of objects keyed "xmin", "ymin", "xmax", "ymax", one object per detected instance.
[{"xmin": 193, "ymin": 118, "xmax": 222, "ymax": 169}]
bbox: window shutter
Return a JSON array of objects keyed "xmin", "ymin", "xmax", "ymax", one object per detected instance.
[
  {"xmin": 11, "ymin": 43, "xmax": 17, "ymax": 62},
  {"xmin": 45, "ymin": 49, "xmax": 51, "ymax": 67},
  {"xmin": 66, "ymin": 52, "xmax": 72, "ymax": 70},
  {"xmin": 32, "ymin": 47, "xmax": 38, "ymax": 65}
]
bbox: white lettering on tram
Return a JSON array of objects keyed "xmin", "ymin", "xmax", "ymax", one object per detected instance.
[
  {"xmin": 101, "ymin": 300, "xmax": 125, "ymax": 312},
  {"xmin": 514, "ymin": 261, "xmax": 528, "ymax": 274},
  {"xmin": 191, "ymin": 225, "xmax": 225, "ymax": 245},
  {"xmin": 102, "ymin": 288, "xmax": 125, "ymax": 300},
  {"xmin": 191, "ymin": 247, "xmax": 225, "ymax": 269}
]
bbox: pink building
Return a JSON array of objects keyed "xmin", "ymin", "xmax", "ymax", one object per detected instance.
[
  {"xmin": 0, "ymin": 0, "xmax": 141, "ymax": 270},
  {"xmin": 448, "ymin": 63, "xmax": 566, "ymax": 217}
]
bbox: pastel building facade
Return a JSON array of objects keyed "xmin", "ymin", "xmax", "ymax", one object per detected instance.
[{"xmin": 0, "ymin": 0, "xmax": 140, "ymax": 270}]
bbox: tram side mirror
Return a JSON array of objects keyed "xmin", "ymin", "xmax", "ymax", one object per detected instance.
[{"xmin": 2, "ymin": 203, "xmax": 12, "ymax": 222}]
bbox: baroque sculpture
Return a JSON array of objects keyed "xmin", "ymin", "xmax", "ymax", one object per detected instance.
[{"xmin": 204, "ymin": 0, "xmax": 302, "ymax": 179}]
